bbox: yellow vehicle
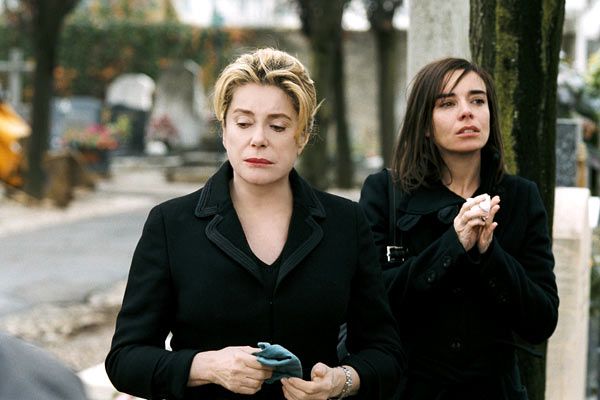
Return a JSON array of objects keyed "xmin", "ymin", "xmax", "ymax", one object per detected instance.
[{"xmin": 0, "ymin": 101, "xmax": 30, "ymax": 187}]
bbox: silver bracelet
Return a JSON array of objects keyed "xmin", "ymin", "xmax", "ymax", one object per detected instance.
[{"xmin": 331, "ymin": 366, "xmax": 352, "ymax": 399}]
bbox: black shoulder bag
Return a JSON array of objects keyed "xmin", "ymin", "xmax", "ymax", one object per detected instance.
[{"xmin": 385, "ymin": 169, "xmax": 409, "ymax": 265}]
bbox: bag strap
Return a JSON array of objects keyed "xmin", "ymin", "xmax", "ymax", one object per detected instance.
[{"xmin": 386, "ymin": 168, "xmax": 397, "ymax": 246}]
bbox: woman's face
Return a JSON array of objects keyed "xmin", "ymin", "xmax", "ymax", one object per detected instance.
[
  {"xmin": 222, "ymin": 83, "xmax": 302, "ymax": 188},
  {"xmin": 431, "ymin": 70, "xmax": 490, "ymax": 158}
]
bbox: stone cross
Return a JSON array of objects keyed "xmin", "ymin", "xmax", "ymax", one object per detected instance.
[{"xmin": 0, "ymin": 48, "xmax": 34, "ymax": 108}]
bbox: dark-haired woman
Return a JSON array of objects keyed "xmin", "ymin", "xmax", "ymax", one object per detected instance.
[{"xmin": 359, "ymin": 58, "xmax": 558, "ymax": 399}]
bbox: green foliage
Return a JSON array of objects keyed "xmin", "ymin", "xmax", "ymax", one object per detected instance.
[{"xmin": 0, "ymin": 20, "xmax": 236, "ymax": 99}]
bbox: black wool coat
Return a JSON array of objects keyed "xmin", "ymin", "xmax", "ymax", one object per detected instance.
[
  {"xmin": 106, "ymin": 162, "xmax": 405, "ymax": 400},
  {"xmin": 359, "ymin": 159, "xmax": 559, "ymax": 400}
]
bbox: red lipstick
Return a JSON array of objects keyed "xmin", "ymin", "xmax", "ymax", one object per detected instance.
[{"xmin": 245, "ymin": 158, "xmax": 273, "ymax": 165}]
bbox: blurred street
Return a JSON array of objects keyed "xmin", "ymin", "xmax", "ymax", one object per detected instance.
[
  {"xmin": 0, "ymin": 157, "xmax": 201, "ymax": 317},
  {"xmin": 0, "ymin": 157, "xmax": 209, "ymax": 399},
  {"xmin": 0, "ymin": 157, "xmax": 203, "ymax": 382}
]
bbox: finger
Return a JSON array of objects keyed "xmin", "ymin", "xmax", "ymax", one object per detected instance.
[
  {"xmin": 311, "ymin": 362, "xmax": 328, "ymax": 379},
  {"xmin": 284, "ymin": 376, "xmax": 324, "ymax": 395},
  {"xmin": 241, "ymin": 346, "xmax": 262, "ymax": 354},
  {"xmin": 282, "ymin": 381, "xmax": 301, "ymax": 400},
  {"xmin": 282, "ymin": 378, "xmax": 307, "ymax": 399},
  {"xmin": 488, "ymin": 204, "xmax": 500, "ymax": 220},
  {"xmin": 244, "ymin": 367, "xmax": 273, "ymax": 381}
]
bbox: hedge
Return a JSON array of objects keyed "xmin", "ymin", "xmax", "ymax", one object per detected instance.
[{"xmin": 0, "ymin": 20, "xmax": 246, "ymax": 100}]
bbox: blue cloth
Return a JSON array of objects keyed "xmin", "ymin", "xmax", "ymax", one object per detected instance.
[{"xmin": 253, "ymin": 342, "xmax": 303, "ymax": 383}]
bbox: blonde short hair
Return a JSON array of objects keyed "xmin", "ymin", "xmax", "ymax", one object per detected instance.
[{"xmin": 213, "ymin": 48, "xmax": 318, "ymax": 145}]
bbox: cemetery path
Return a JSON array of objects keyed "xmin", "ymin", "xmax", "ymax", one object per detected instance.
[{"xmin": 0, "ymin": 163, "xmax": 200, "ymax": 372}]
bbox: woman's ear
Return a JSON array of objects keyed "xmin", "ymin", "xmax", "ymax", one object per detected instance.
[
  {"xmin": 297, "ymin": 132, "xmax": 310, "ymax": 155},
  {"xmin": 221, "ymin": 122, "xmax": 227, "ymax": 146}
]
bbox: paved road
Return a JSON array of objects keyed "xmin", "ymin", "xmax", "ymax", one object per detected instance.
[
  {"xmin": 0, "ymin": 167, "xmax": 201, "ymax": 318},
  {"xmin": 0, "ymin": 209, "xmax": 148, "ymax": 316}
]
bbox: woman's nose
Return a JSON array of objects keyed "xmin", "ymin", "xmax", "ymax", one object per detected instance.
[
  {"xmin": 458, "ymin": 101, "xmax": 474, "ymax": 119},
  {"xmin": 250, "ymin": 127, "xmax": 268, "ymax": 147}
]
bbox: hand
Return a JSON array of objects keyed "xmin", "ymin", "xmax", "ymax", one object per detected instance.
[
  {"xmin": 281, "ymin": 362, "xmax": 340, "ymax": 400},
  {"xmin": 454, "ymin": 194, "xmax": 490, "ymax": 251},
  {"xmin": 188, "ymin": 346, "xmax": 273, "ymax": 394},
  {"xmin": 477, "ymin": 195, "xmax": 500, "ymax": 254}
]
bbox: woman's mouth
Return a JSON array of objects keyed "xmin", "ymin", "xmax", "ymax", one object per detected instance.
[
  {"xmin": 245, "ymin": 158, "xmax": 273, "ymax": 165},
  {"xmin": 457, "ymin": 126, "xmax": 479, "ymax": 135}
]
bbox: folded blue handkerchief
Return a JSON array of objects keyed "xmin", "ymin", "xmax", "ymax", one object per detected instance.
[{"xmin": 253, "ymin": 342, "xmax": 303, "ymax": 383}]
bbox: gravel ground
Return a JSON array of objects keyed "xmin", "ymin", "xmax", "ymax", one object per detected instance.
[{"xmin": 0, "ymin": 280, "xmax": 125, "ymax": 372}]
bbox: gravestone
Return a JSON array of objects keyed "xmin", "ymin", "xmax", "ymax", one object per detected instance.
[
  {"xmin": 50, "ymin": 96, "xmax": 103, "ymax": 150},
  {"xmin": 546, "ymin": 187, "xmax": 591, "ymax": 400},
  {"xmin": 556, "ymin": 118, "xmax": 584, "ymax": 187},
  {"xmin": 0, "ymin": 48, "xmax": 34, "ymax": 118},
  {"xmin": 106, "ymin": 73, "xmax": 155, "ymax": 155},
  {"xmin": 148, "ymin": 60, "xmax": 207, "ymax": 150}
]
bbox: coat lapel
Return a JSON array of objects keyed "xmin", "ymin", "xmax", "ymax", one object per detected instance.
[
  {"xmin": 195, "ymin": 162, "xmax": 326, "ymax": 286},
  {"xmin": 196, "ymin": 162, "xmax": 262, "ymax": 282},
  {"xmin": 276, "ymin": 169, "xmax": 325, "ymax": 286}
]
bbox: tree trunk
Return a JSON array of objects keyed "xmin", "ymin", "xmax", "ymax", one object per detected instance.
[
  {"xmin": 469, "ymin": 1, "xmax": 565, "ymax": 399},
  {"xmin": 300, "ymin": 34, "xmax": 334, "ymax": 189},
  {"xmin": 296, "ymin": 0, "xmax": 348, "ymax": 190},
  {"xmin": 23, "ymin": 0, "xmax": 79, "ymax": 199},
  {"xmin": 24, "ymin": 35, "xmax": 54, "ymax": 198},
  {"xmin": 333, "ymin": 31, "xmax": 353, "ymax": 188},
  {"xmin": 375, "ymin": 28, "xmax": 398, "ymax": 168}
]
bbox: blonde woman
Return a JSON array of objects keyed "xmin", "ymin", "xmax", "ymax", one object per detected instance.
[{"xmin": 106, "ymin": 48, "xmax": 404, "ymax": 400}]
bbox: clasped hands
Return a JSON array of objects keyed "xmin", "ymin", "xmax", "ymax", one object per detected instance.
[
  {"xmin": 189, "ymin": 346, "xmax": 347, "ymax": 399},
  {"xmin": 454, "ymin": 193, "xmax": 501, "ymax": 253}
]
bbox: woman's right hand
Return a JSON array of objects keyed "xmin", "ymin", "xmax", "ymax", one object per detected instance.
[
  {"xmin": 188, "ymin": 346, "xmax": 273, "ymax": 394},
  {"xmin": 454, "ymin": 194, "xmax": 489, "ymax": 251}
]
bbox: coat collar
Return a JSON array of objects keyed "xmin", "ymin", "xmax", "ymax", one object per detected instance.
[
  {"xmin": 194, "ymin": 161, "xmax": 326, "ymax": 219},
  {"xmin": 194, "ymin": 161, "xmax": 326, "ymax": 288},
  {"xmin": 395, "ymin": 149, "xmax": 504, "ymax": 230},
  {"xmin": 399, "ymin": 147, "xmax": 503, "ymax": 216}
]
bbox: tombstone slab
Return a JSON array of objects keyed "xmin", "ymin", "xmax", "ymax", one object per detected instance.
[
  {"xmin": 546, "ymin": 187, "xmax": 591, "ymax": 400},
  {"xmin": 148, "ymin": 60, "xmax": 207, "ymax": 150},
  {"xmin": 106, "ymin": 74, "xmax": 155, "ymax": 155},
  {"xmin": 50, "ymin": 96, "xmax": 103, "ymax": 150},
  {"xmin": 556, "ymin": 118, "xmax": 584, "ymax": 187}
]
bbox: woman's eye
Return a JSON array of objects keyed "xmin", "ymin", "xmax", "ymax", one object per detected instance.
[
  {"xmin": 236, "ymin": 122, "xmax": 251, "ymax": 128},
  {"xmin": 271, "ymin": 125, "xmax": 286, "ymax": 132},
  {"xmin": 473, "ymin": 98, "xmax": 486, "ymax": 105},
  {"xmin": 439, "ymin": 101, "xmax": 454, "ymax": 108}
]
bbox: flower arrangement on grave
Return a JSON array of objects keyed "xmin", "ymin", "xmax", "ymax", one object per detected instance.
[
  {"xmin": 62, "ymin": 114, "xmax": 131, "ymax": 151},
  {"xmin": 146, "ymin": 114, "xmax": 180, "ymax": 150}
]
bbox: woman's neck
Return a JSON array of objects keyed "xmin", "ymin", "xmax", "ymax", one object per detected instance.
[
  {"xmin": 230, "ymin": 176, "xmax": 293, "ymax": 213},
  {"xmin": 441, "ymin": 152, "xmax": 482, "ymax": 199}
]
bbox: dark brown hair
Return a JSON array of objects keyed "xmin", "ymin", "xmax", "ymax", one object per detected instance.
[{"xmin": 391, "ymin": 58, "xmax": 505, "ymax": 193}]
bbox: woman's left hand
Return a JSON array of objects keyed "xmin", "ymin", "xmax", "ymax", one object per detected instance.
[
  {"xmin": 477, "ymin": 195, "xmax": 500, "ymax": 254},
  {"xmin": 281, "ymin": 363, "xmax": 340, "ymax": 400}
]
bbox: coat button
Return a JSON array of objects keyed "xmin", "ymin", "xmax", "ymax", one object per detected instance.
[
  {"xmin": 425, "ymin": 271, "xmax": 436, "ymax": 283},
  {"xmin": 498, "ymin": 293, "xmax": 508, "ymax": 304},
  {"xmin": 488, "ymin": 278, "xmax": 497, "ymax": 288},
  {"xmin": 442, "ymin": 256, "xmax": 452, "ymax": 268},
  {"xmin": 450, "ymin": 339, "xmax": 463, "ymax": 352}
]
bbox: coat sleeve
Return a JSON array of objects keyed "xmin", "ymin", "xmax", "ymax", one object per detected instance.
[
  {"xmin": 359, "ymin": 172, "xmax": 468, "ymax": 311},
  {"xmin": 477, "ymin": 180, "xmax": 559, "ymax": 344},
  {"xmin": 342, "ymin": 203, "xmax": 406, "ymax": 400},
  {"xmin": 105, "ymin": 205, "xmax": 198, "ymax": 400}
]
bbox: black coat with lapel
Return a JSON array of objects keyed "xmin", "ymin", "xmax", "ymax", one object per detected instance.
[
  {"xmin": 359, "ymin": 153, "xmax": 559, "ymax": 399},
  {"xmin": 106, "ymin": 162, "xmax": 404, "ymax": 399}
]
